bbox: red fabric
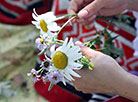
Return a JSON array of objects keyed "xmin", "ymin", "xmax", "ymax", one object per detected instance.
[
  {"xmin": 39, "ymin": 52, "xmax": 45, "ymax": 61},
  {"xmin": 34, "ymin": 80, "xmax": 82, "ymax": 102},
  {"xmin": 105, "ymin": 96, "xmax": 134, "ymax": 102},
  {"xmin": 0, "ymin": 0, "xmax": 49, "ymax": 25}
]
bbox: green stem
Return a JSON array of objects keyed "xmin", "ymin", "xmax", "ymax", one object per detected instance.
[
  {"xmin": 96, "ymin": 47, "xmax": 106, "ymax": 51},
  {"xmin": 48, "ymin": 82, "xmax": 54, "ymax": 91},
  {"xmin": 38, "ymin": 48, "xmax": 47, "ymax": 56},
  {"xmin": 53, "ymin": 13, "xmax": 77, "ymax": 22},
  {"xmin": 37, "ymin": 67, "xmax": 43, "ymax": 74},
  {"xmin": 55, "ymin": 42, "xmax": 63, "ymax": 45},
  {"xmin": 57, "ymin": 15, "xmax": 77, "ymax": 36},
  {"xmin": 56, "ymin": 39, "xmax": 64, "ymax": 43}
]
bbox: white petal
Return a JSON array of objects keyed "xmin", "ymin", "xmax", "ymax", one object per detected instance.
[
  {"xmin": 71, "ymin": 53, "xmax": 82, "ymax": 61},
  {"xmin": 62, "ymin": 37, "xmax": 68, "ymax": 50},
  {"xmin": 51, "ymin": 51, "xmax": 56, "ymax": 59},
  {"xmin": 66, "ymin": 47, "xmax": 80, "ymax": 57},
  {"xmin": 50, "ymin": 44, "xmax": 56, "ymax": 53},
  {"xmin": 33, "ymin": 8, "xmax": 38, "ymax": 16},
  {"xmin": 44, "ymin": 12, "xmax": 54, "ymax": 16},
  {"xmin": 64, "ymin": 38, "xmax": 73, "ymax": 53},
  {"xmin": 42, "ymin": 12, "xmax": 56, "ymax": 21},
  {"xmin": 32, "ymin": 21, "xmax": 40, "ymax": 29},
  {"xmin": 62, "ymin": 77, "xmax": 66, "ymax": 85},
  {"xmin": 48, "ymin": 24, "xmax": 61, "ymax": 31},
  {"xmin": 67, "ymin": 68, "xmax": 81, "ymax": 78},
  {"xmin": 68, "ymin": 62, "xmax": 83, "ymax": 68},
  {"xmin": 27, "ymin": 73, "xmax": 31, "ymax": 76},
  {"xmin": 32, "ymin": 21, "xmax": 37, "ymax": 25},
  {"xmin": 63, "ymin": 71, "xmax": 74, "ymax": 81},
  {"xmin": 70, "ymin": 67, "xmax": 82, "ymax": 70},
  {"xmin": 32, "ymin": 13, "xmax": 38, "ymax": 21},
  {"xmin": 49, "ymin": 66, "xmax": 57, "ymax": 72},
  {"xmin": 40, "ymin": 30, "xmax": 46, "ymax": 35},
  {"xmin": 67, "ymin": 46, "xmax": 80, "ymax": 54},
  {"xmin": 67, "ymin": 38, "xmax": 73, "ymax": 48},
  {"xmin": 46, "ymin": 30, "xmax": 53, "ymax": 37}
]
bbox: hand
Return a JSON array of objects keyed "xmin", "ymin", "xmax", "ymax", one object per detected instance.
[
  {"xmin": 72, "ymin": 41, "xmax": 127, "ymax": 94},
  {"xmin": 68, "ymin": 0, "xmax": 128, "ymax": 29}
]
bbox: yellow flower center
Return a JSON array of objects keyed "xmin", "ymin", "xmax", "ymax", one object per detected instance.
[
  {"xmin": 40, "ymin": 38, "xmax": 44, "ymax": 44},
  {"xmin": 53, "ymin": 76, "xmax": 57, "ymax": 80},
  {"xmin": 31, "ymin": 74, "xmax": 35, "ymax": 78},
  {"xmin": 53, "ymin": 51, "xmax": 68, "ymax": 69},
  {"xmin": 40, "ymin": 20, "xmax": 48, "ymax": 32}
]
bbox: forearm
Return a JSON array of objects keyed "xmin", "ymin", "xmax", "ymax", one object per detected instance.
[
  {"xmin": 127, "ymin": 0, "xmax": 138, "ymax": 11},
  {"xmin": 115, "ymin": 71, "xmax": 138, "ymax": 102}
]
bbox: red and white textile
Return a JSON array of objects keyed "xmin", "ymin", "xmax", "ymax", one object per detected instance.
[
  {"xmin": 52, "ymin": 0, "xmax": 138, "ymax": 71},
  {"xmin": 133, "ymin": 11, "xmax": 138, "ymax": 57},
  {"xmin": 0, "ymin": 0, "xmax": 51, "ymax": 25}
]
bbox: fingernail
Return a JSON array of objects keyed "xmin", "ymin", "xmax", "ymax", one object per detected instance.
[
  {"xmin": 78, "ymin": 10, "xmax": 88, "ymax": 18},
  {"xmin": 75, "ymin": 41, "xmax": 85, "ymax": 48}
]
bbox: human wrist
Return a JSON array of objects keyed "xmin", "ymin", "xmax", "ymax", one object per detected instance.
[
  {"xmin": 114, "ymin": 71, "xmax": 138, "ymax": 101},
  {"xmin": 125, "ymin": 0, "xmax": 133, "ymax": 10},
  {"xmin": 107, "ymin": 67, "xmax": 127, "ymax": 95}
]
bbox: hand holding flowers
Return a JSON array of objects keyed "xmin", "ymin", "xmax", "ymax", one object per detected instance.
[
  {"xmin": 28, "ymin": 8, "xmax": 122, "ymax": 91},
  {"xmin": 28, "ymin": 9, "xmax": 95, "ymax": 90}
]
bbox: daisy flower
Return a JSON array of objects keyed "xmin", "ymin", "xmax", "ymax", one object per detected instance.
[
  {"xmin": 27, "ymin": 69, "xmax": 40, "ymax": 83},
  {"xmin": 50, "ymin": 38, "xmax": 83, "ymax": 84},
  {"xmin": 35, "ymin": 33, "xmax": 57, "ymax": 51},
  {"xmin": 40, "ymin": 59, "xmax": 51, "ymax": 71},
  {"xmin": 48, "ymin": 72, "xmax": 63, "ymax": 83},
  {"xmin": 35, "ymin": 37, "xmax": 47, "ymax": 50},
  {"xmin": 32, "ymin": 9, "xmax": 61, "ymax": 36}
]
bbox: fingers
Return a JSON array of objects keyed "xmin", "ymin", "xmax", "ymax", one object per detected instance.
[
  {"xmin": 75, "ymin": 41, "xmax": 98, "ymax": 58},
  {"xmin": 76, "ymin": 15, "xmax": 96, "ymax": 29},
  {"xmin": 67, "ymin": 0, "xmax": 84, "ymax": 24},
  {"xmin": 78, "ymin": 0, "xmax": 103, "ymax": 19},
  {"xmin": 96, "ymin": 6, "xmax": 127, "ymax": 16},
  {"xmin": 76, "ymin": 14, "xmax": 96, "ymax": 24}
]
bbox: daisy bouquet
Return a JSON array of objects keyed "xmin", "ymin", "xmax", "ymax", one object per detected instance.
[{"xmin": 28, "ymin": 9, "xmax": 123, "ymax": 90}]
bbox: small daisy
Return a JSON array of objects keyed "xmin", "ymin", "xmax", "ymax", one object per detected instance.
[
  {"xmin": 32, "ymin": 9, "xmax": 61, "ymax": 36},
  {"xmin": 27, "ymin": 69, "xmax": 40, "ymax": 83},
  {"xmin": 40, "ymin": 59, "xmax": 51, "ymax": 71},
  {"xmin": 50, "ymin": 38, "xmax": 83, "ymax": 83},
  {"xmin": 48, "ymin": 72, "xmax": 63, "ymax": 83},
  {"xmin": 35, "ymin": 37, "xmax": 47, "ymax": 50}
]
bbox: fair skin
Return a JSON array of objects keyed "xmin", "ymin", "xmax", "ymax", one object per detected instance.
[
  {"xmin": 68, "ymin": 0, "xmax": 138, "ymax": 28},
  {"xmin": 73, "ymin": 41, "xmax": 138, "ymax": 102},
  {"xmin": 68, "ymin": 0, "xmax": 138, "ymax": 101}
]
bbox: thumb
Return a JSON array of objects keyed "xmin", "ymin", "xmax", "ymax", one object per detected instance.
[
  {"xmin": 78, "ymin": 0, "xmax": 103, "ymax": 18},
  {"xmin": 75, "ymin": 41, "xmax": 85, "ymax": 48},
  {"xmin": 75, "ymin": 41, "xmax": 97, "ymax": 57}
]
